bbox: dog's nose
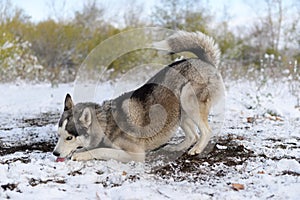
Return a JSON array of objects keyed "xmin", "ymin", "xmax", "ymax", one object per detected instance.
[{"xmin": 53, "ymin": 151, "xmax": 60, "ymax": 157}]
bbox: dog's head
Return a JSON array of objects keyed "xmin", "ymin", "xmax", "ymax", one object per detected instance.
[{"xmin": 53, "ymin": 94, "xmax": 99, "ymax": 159}]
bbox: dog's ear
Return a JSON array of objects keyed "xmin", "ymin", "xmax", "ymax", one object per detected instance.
[
  {"xmin": 64, "ymin": 94, "xmax": 74, "ymax": 111},
  {"xmin": 79, "ymin": 108, "xmax": 92, "ymax": 128}
]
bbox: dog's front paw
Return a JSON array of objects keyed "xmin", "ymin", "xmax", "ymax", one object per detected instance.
[{"xmin": 71, "ymin": 152, "xmax": 93, "ymax": 161}]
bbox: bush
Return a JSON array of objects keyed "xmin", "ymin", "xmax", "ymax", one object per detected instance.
[{"xmin": 0, "ymin": 30, "xmax": 43, "ymax": 82}]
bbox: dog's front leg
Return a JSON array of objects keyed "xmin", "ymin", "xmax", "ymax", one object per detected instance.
[
  {"xmin": 71, "ymin": 151, "xmax": 93, "ymax": 161},
  {"xmin": 71, "ymin": 148, "xmax": 145, "ymax": 163}
]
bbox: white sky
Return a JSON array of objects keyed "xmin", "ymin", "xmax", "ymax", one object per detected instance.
[{"xmin": 10, "ymin": 0, "xmax": 260, "ymax": 29}]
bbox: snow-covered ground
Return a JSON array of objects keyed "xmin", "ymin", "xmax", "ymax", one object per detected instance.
[{"xmin": 0, "ymin": 78, "xmax": 299, "ymax": 199}]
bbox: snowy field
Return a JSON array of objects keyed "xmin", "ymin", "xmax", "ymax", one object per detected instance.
[{"xmin": 0, "ymin": 78, "xmax": 299, "ymax": 199}]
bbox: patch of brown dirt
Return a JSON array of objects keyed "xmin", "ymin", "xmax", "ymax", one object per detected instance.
[
  {"xmin": 152, "ymin": 135, "xmax": 255, "ymax": 181},
  {"xmin": 0, "ymin": 142, "xmax": 55, "ymax": 157}
]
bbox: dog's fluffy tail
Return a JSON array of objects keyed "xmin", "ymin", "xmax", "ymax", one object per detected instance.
[{"xmin": 154, "ymin": 31, "xmax": 220, "ymax": 67}]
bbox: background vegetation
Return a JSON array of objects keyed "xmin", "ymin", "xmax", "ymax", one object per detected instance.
[{"xmin": 0, "ymin": 0, "xmax": 299, "ymax": 84}]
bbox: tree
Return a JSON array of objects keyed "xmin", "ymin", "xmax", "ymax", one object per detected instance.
[
  {"xmin": 151, "ymin": 0, "xmax": 211, "ymax": 32},
  {"xmin": 46, "ymin": 0, "xmax": 69, "ymax": 22},
  {"xmin": 74, "ymin": 0, "xmax": 105, "ymax": 32},
  {"xmin": 0, "ymin": 0, "xmax": 42, "ymax": 82},
  {"xmin": 243, "ymin": 0, "xmax": 300, "ymax": 65},
  {"xmin": 123, "ymin": 0, "xmax": 145, "ymax": 28},
  {"xmin": 265, "ymin": 0, "xmax": 282, "ymax": 53},
  {"xmin": 212, "ymin": 4, "xmax": 242, "ymax": 59}
]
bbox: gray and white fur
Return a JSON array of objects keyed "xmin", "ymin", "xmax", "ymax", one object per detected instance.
[{"xmin": 53, "ymin": 31, "xmax": 225, "ymax": 162}]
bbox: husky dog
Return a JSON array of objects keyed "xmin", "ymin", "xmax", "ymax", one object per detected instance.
[{"xmin": 53, "ymin": 31, "xmax": 225, "ymax": 162}]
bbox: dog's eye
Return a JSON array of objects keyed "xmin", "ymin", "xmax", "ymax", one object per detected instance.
[{"xmin": 66, "ymin": 136, "xmax": 73, "ymax": 141}]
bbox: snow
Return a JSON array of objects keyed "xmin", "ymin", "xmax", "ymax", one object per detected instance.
[
  {"xmin": 2, "ymin": 41, "xmax": 14, "ymax": 50},
  {"xmin": 0, "ymin": 78, "xmax": 299, "ymax": 199},
  {"xmin": 0, "ymin": 83, "xmax": 72, "ymax": 114}
]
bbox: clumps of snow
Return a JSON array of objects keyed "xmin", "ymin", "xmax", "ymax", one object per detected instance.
[
  {"xmin": 1, "ymin": 41, "xmax": 14, "ymax": 50},
  {"xmin": 277, "ymin": 159, "xmax": 300, "ymax": 174}
]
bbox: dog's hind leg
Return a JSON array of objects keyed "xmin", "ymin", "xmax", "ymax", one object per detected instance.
[
  {"xmin": 188, "ymin": 101, "xmax": 212, "ymax": 155},
  {"xmin": 71, "ymin": 148, "xmax": 145, "ymax": 162},
  {"xmin": 164, "ymin": 116, "xmax": 198, "ymax": 152}
]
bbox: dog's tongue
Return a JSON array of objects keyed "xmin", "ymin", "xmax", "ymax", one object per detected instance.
[{"xmin": 56, "ymin": 157, "xmax": 65, "ymax": 162}]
